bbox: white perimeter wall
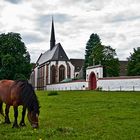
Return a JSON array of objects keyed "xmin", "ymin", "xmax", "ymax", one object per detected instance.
[
  {"xmin": 98, "ymin": 77, "xmax": 140, "ymax": 91},
  {"xmin": 45, "ymin": 77, "xmax": 140, "ymax": 91},
  {"xmin": 46, "ymin": 81, "xmax": 88, "ymax": 91}
]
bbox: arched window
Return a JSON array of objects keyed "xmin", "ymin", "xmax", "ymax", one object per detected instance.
[
  {"xmin": 50, "ymin": 65, "xmax": 56, "ymax": 84},
  {"xmin": 67, "ymin": 63, "xmax": 71, "ymax": 78},
  {"xmin": 76, "ymin": 73, "xmax": 78, "ymax": 77},
  {"xmin": 59, "ymin": 65, "xmax": 65, "ymax": 82}
]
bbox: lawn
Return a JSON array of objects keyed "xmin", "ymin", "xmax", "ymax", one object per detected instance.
[{"xmin": 0, "ymin": 91, "xmax": 140, "ymax": 140}]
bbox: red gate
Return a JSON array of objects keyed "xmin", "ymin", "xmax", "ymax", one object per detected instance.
[{"xmin": 89, "ymin": 72, "xmax": 97, "ymax": 90}]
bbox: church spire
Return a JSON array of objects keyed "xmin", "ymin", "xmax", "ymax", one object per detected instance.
[{"xmin": 50, "ymin": 16, "xmax": 56, "ymax": 50}]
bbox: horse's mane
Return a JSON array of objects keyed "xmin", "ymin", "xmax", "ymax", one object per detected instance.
[{"xmin": 15, "ymin": 80, "xmax": 40, "ymax": 115}]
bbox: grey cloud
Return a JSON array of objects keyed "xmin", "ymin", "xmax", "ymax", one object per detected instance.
[
  {"xmin": 22, "ymin": 33, "xmax": 44, "ymax": 44},
  {"xmin": 5, "ymin": 0, "xmax": 22, "ymax": 4},
  {"xmin": 29, "ymin": 49, "xmax": 46, "ymax": 63},
  {"xmin": 111, "ymin": 15, "xmax": 140, "ymax": 23},
  {"xmin": 37, "ymin": 14, "xmax": 72, "ymax": 25},
  {"xmin": 117, "ymin": 34, "xmax": 127, "ymax": 41},
  {"xmin": 53, "ymin": 13, "xmax": 72, "ymax": 23},
  {"xmin": 101, "ymin": 32, "xmax": 116, "ymax": 39},
  {"xmin": 35, "ymin": 13, "xmax": 73, "ymax": 34},
  {"xmin": 66, "ymin": 49, "xmax": 85, "ymax": 59},
  {"xmin": 59, "ymin": 0, "xmax": 106, "ymax": 10},
  {"xmin": 1, "ymin": 0, "xmax": 140, "ymax": 63},
  {"xmin": 103, "ymin": 11, "xmax": 140, "ymax": 23},
  {"xmin": 32, "ymin": 15, "xmax": 51, "ymax": 36},
  {"xmin": 114, "ymin": 38, "xmax": 140, "ymax": 60}
]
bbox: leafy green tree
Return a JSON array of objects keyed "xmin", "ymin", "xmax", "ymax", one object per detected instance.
[
  {"xmin": 83, "ymin": 33, "xmax": 120, "ymax": 78},
  {"xmin": 83, "ymin": 33, "xmax": 101, "ymax": 79},
  {"xmin": 92, "ymin": 45, "xmax": 120, "ymax": 77},
  {"xmin": 0, "ymin": 32, "xmax": 32, "ymax": 80},
  {"xmin": 127, "ymin": 47, "xmax": 140, "ymax": 76}
]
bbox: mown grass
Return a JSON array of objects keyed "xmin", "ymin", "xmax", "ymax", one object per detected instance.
[{"xmin": 0, "ymin": 91, "xmax": 140, "ymax": 140}]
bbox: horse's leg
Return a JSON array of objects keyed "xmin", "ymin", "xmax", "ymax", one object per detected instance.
[
  {"xmin": 0, "ymin": 102, "xmax": 4, "ymax": 116},
  {"xmin": 4, "ymin": 105, "xmax": 11, "ymax": 124},
  {"xmin": 12, "ymin": 106, "xmax": 19, "ymax": 128},
  {"xmin": 19, "ymin": 106, "xmax": 26, "ymax": 126}
]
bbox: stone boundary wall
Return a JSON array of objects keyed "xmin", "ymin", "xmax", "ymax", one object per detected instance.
[
  {"xmin": 98, "ymin": 76, "xmax": 140, "ymax": 91},
  {"xmin": 45, "ymin": 76, "xmax": 140, "ymax": 91},
  {"xmin": 46, "ymin": 81, "xmax": 87, "ymax": 91}
]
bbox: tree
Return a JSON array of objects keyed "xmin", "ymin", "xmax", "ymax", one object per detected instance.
[
  {"xmin": 127, "ymin": 47, "xmax": 140, "ymax": 76},
  {"xmin": 0, "ymin": 32, "xmax": 32, "ymax": 80},
  {"xmin": 83, "ymin": 33, "xmax": 120, "ymax": 78},
  {"xmin": 83, "ymin": 33, "xmax": 101, "ymax": 79},
  {"xmin": 92, "ymin": 45, "xmax": 120, "ymax": 77}
]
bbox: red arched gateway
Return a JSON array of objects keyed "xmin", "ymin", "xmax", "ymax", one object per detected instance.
[{"xmin": 89, "ymin": 72, "xmax": 97, "ymax": 90}]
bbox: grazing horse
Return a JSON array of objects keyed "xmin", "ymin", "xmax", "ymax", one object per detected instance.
[{"xmin": 0, "ymin": 80, "xmax": 40, "ymax": 128}]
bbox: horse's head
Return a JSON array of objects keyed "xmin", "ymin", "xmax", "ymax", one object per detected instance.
[
  {"xmin": 27, "ymin": 111, "xmax": 39, "ymax": 128},
  {"xmin": 16, "ymin": 80, "xmax": 40, "ymax": 128}
]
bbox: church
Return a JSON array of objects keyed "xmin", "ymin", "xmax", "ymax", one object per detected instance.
[{"xmin": 30, "ymin": 18, "xmax": 84, "ymax": 89}]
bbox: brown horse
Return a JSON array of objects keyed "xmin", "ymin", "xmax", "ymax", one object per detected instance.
[{"xmin": 0, "ymin": 80, "xmax": 40, "ymax": 128}]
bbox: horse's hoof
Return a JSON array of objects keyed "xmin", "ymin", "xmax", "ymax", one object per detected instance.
[
  {"xmin": 19, "ymin": 122, "xmax": 26, "ymax": 127},
  {"xmin": 12, "ymin": 124, "xmax": 19, "ymax": 128},
  {"xmin": 4, "ymin": 118, "xmax": 11, "ymax": 124},
  {"xmin": 4, "ymin": 121, "xmax": 11, "ymax": 124}
]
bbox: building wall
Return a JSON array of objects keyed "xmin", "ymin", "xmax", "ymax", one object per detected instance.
[
  {"xmin": 67, "ymin": 61, "xmax": 75, "ymax": 79},
  {"xmin": 98, "ymin": 77, "xmax": 140, "ymax": 91},
  {"xmin": 31, "ymin": 64, "xmax": 140, "ymax": 91},
  {"xmin": 86, "ymin": 65, "xmax": 103, "ymax": 81},
  {"xmin": 45, "ymin": 77, "xmax": 140, "ymax": 91},
  {"xmin": 86, "ymin": 65, "xmax": 140, "ymax": 91},
  {"xmin": 49, "ymin": 61, "xmax": 74, "ymax": 83},
  {"xmin": 46, "ymin": 81, "xmax": 87, "ymax": 91},
  {"xmin": 31, "ymin": 60, "xmax": 75, "ymax": 89}
]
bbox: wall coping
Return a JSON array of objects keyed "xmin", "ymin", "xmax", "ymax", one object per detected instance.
[
  {"xmin": 99, "ymin": 76, "xmax": 140, "ymax": 80},
  {"xmin": 87, "ymin": 65, "xmax": 103, "ymax": 70},
  {"xmin": 47, "ymin": 79, "xmax": 86, "ymax": 85}
]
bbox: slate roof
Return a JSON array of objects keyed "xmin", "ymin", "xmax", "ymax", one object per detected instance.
[
  {"xmin": 37, "ymin": 43, "xmax": 69, "ymax": 65},
  {"xmin": 70, "ymin": 59, "xmax": 84, "ymax": 72}
]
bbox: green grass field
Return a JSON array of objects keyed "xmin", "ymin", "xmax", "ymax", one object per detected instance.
[{"xmin": 0, "ymin": 91, "xmax": 140, "ymax": 140}]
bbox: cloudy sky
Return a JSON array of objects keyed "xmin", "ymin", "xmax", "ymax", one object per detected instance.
[{"xmin": 0, "ymin": 0, "xmax": 140, "ymax": 62}]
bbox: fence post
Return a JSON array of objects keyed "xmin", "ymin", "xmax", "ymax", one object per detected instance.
[
  {"xmin": 133, "ymin": 86, "xmax": 135, "ymax": 91},
  {"xmin": 108, "ymin": 86, "xmax": 110, "ymax": 91}
]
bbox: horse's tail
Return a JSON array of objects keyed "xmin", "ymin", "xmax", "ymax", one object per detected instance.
[{"xmin": 15, "ymin": 80, "xmax": 40, "ymax": 115}]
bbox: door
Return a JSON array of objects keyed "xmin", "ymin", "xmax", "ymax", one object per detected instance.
[{"xmin": 89, "ymin": 72, "xmax": 97, "ymax": 90}]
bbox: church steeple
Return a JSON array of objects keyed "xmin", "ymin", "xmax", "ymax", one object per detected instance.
[{"xmin": 50, "ymin": 17, "xmax": 56, "ymax": 50}]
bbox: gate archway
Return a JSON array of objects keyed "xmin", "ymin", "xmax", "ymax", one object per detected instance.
[{"xmin": 89, "ymin": 72, "xmax": 97, "ymax": 90}]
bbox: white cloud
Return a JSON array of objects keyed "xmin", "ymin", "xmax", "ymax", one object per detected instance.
[{"xmin": 0, "ymin": 0, "xmax": 140, "ymax": 62}]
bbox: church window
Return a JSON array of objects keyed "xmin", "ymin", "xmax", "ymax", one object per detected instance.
[
  {"xmin": 50, "ymin": 65, "xmax": 56, "ymax": 84},
  {"xmin": 67, "ymin": 63, "xmax": 71, "ymax": 78},
  {"xmin": 46, "ymin": 64, "xmax": 48, "ymax": 84},
  {"xmin": 59, "ymin": 65, "xmax": 65, "ymax": 82},
  {"xmin": 37, "ymin": 66, "xmax": 44, "ymax": 90}
]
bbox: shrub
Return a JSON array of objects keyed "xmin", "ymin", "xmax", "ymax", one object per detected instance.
[{"xmin": 48, "ymin": 91, "xmax": 58, "ymax": 96}]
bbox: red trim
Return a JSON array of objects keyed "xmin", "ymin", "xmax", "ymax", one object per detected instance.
[{"xmin": 99, "ymin": 76, "xmax": 140, "ymax": 80}]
